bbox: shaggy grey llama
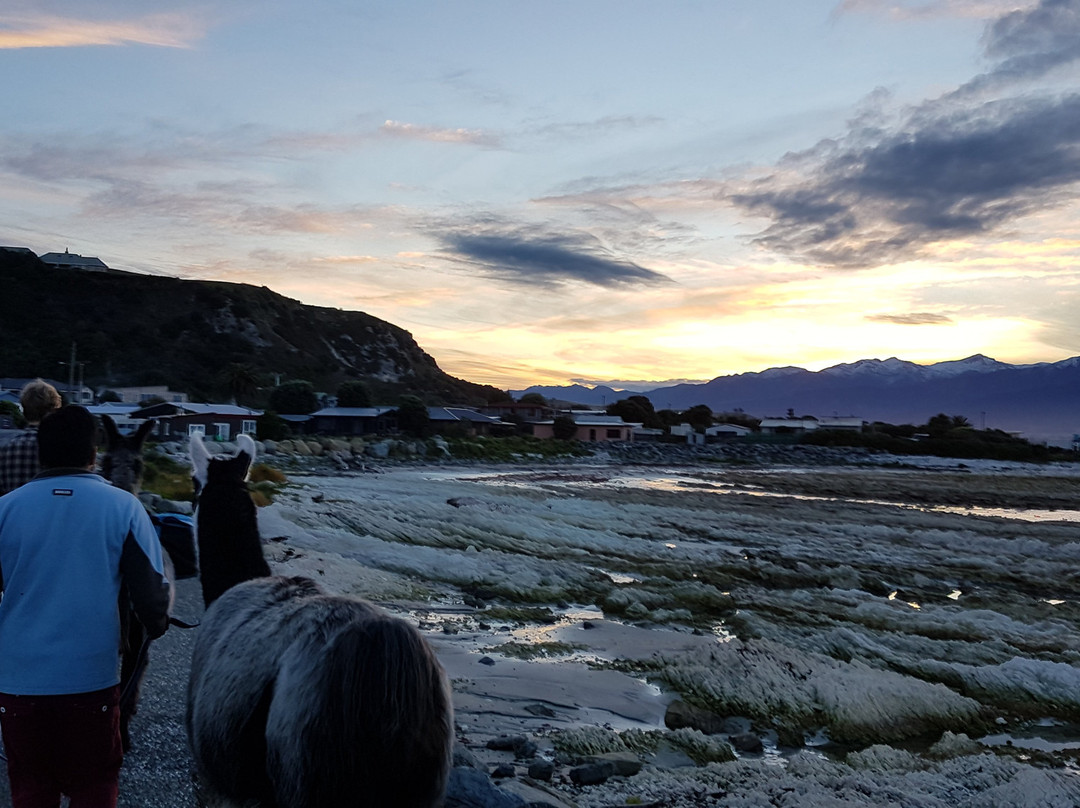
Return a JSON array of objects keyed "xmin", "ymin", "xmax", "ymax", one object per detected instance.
[{"xmin": 186, "ymin": 434, "xmax": 453, "ymax": 808}]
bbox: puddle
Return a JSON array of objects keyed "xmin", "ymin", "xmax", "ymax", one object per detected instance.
[{"xmin": 979, "ymin": 718, "xmax": 1080, "ymax": 754}]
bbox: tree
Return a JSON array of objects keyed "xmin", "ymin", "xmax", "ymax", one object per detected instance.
[
  {"xmin": 256, "ymin": 410, "xmax": 290, "ymax": 441},
  {"xmin": 0, "ymin": 400, "xmax": 25, "ymax": 428},
  {"xmin": 396, "ymin": 395, "xmax": 430, "ymax": 438},
  {"xmin": 269, "ymin": 380, "xmax": 318, "ymax": 415},
  {"xmin": 518, "ymin": 392, "xmax": 547, "ymax": 405},
  {"xmin": 682, "ymin": 404, "xmax": 714, "ymax": 430},
  {"xmin": 606, "ymin": 395, "xmax": 661, "ymax": 429},
  {"xmin": 924, "ymin": 413, "xmax": 972, "ymax": 438},
  {"xmin": 337, "ymin": 380, "xmax": 372, "ymax": 408},
  {"xmin": 655, "ymin": 409, "xmax": 683, "ymax": 428},
  {"xmin": 221, "ymin": 363, "xmax": 259, "ymax": 405},
  {"xmin": 98, "ymin": 389, "xmax": 122, "ymax": 403},
  {"xmin": 552, "ymin": 415, "xmax": 578, "ymax": 441}
]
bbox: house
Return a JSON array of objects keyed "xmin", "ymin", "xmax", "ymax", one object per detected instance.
[
  {"xmin": 87, "ymin": 403, "xmax": 143, "ymax": 434},
  {"xmin": 758, "ymin": 416, "xmax": 865, "ymax": 435},
  {"xmin": 39, "ymin": 249, "xmax": 109, "ymax": 271},
  {"xmin": 529, "ymin": 413, "xmax": 638, "ymax": 442},
  {"xmin": 130, "ymin": 402, "xmax": 261, "ymax": 441},
  {"xmin": 478, "ymin": 402, "xmax": 556, "ymax": 421},
  {"xmin": 426, "ymin": 407, "xmax": 506, "ymax": 437},
  {"xmin": 308, "ymin": 407, "xmax": 397, "ymax": 436},
  {"xmin": 667, "ymin": 423, "xmax": 752, "ymax": 442},
  {"xmin": 0, "ymin": 377, "xmax": 93, "ymax": 406},
  {"xmin": 104, "ymin": 386, "xmax": 190, "ymax": 405},
  {"xmin": 758, "ymin": 417, "xmax": 820, "ymax": 435},
  {"xmin": 816, "ymin": 416, "xmax": 865, "ymax": 432}
]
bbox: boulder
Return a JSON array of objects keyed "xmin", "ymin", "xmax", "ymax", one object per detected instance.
[
  {"xmin": 584, "ymin": 751, "xmax": 642, "ymax": 777},
  {"xmin": 444, "ymin": 767, "xmax": 525, "ymax": 808}
]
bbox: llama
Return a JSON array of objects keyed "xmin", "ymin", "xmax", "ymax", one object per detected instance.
[
  {"xmin": 186, "ymin": 434, "xmax": 453, "ymax": 808},
  {"xmin": 99, "ymin": 413, "xmax": 158, "ymax": 752}
]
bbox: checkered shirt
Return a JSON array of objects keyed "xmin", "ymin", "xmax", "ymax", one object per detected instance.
[{"xmin": 0, "ymin": 428, "xmax": 40, "ymax": 496}]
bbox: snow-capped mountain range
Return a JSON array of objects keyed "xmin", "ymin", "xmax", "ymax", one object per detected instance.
[{"xmin": 515, "ymin": 355, "xmax": 1080, "ymax": 446}]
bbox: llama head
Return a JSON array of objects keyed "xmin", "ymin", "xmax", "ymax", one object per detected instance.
[
  {"xmin": 100, "ymin": 415, "xmax": 156, "ymax": 494},
  {"xmin": 190, "ymin": 433, "xmax": 256, "ymax": 498}
]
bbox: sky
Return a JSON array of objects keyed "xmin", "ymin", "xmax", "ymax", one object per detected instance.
[{"xmin": 2, "ymin": 0, "xmax": 1080, "ymax": 391}]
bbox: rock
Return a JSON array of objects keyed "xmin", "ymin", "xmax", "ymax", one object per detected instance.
[
  {"xmin": 261, "ymin": 439, "xmax": 277, "ymax": 453},
  {"xmin": 729, "ymin": 733, "xmax": 764, "ymax": 754},
  {"xmin": 453, "ymin": 742, "xmax": 484, "ymax": 770},
  {"xmin": 527, "ymin": 760, "xmax": 555, "ymax": 781},
  {"xmin": 491, "ymin": 764, "xmax": 516, "ymax": 779},
  {"xmin": 478, "ymin": 656, "xmax": 496, "ymax": 666},
  {"xmin": 524, "ymin": 703, "xmax": 557, "ymax": 718},
  {"xmin": 138, "ymin": 491, "xmax": 163, "ymax": 510},
  {"xmin": 487, "ymin": 735, "xmax": 526, "ymax": 752},
  {"xmin": 498, "ymin": 778, "xmax": 576, "ymax": 807},
  {"xmin": 568, "ymin": 761, "xmax": 615, "ymax": 786},
  {"xmin": 586, "ymin": 751, "xmax": 642, "ymax": 777},
  {"xmin": 513, "ymin": 738, "xmax": 538, "ymax": 759},
  {"xmin": 444, "ymin": 767, "xmax": 526, "ymax": 808},
  {"xmin": 664, "ymin": 700, "xmax": 728, "ymax": 735},
  {"xmin": 367, "ymin": 440, "xmax": 392, "ymax": 459},
  {"xmin": 625, "ymin": 601, "xmax": 649, "ymax": 618},
  {"xmin": 304, "ymin": 440, "xmax": 323, "ymax": 456},
  {"xmin": 927, "ymin": 731, "xmax": 984, "ymax": 759},
  {"xmin": 157, "ymin": 499, "xmax": 193, "ymax": 516}
]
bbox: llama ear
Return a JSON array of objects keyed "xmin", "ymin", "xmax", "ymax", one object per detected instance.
[
  {"xmin": 101, "ymin": 414, "xmax": 120, "ymax": 448},
  {"xmin": 235, "ymin": 433, "xmax": 257, "ymax": 478},
  {"xmin": 133, "ymin": 418, "xmax": 155, "ymax": 448},
  {"xmin": 190, "ymin": 432, "xmax": 212, "ymax": 490}
]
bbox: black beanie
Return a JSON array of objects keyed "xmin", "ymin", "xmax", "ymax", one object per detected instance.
[{"xmin": 38, "ymin": 405, "xmax": 97, "ymax": 469}]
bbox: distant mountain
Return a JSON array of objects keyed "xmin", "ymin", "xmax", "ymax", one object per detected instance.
[
  {"xmin": 517, "ymin": 355, "xmax": 1080, "ymax": 446},
  {"xmin": 0, "ymin": 248, "xmax": 505, "ymax": 405}
]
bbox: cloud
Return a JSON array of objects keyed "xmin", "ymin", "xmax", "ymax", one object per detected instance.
[
  {"xmin": 569, "ymin": 377, "xmax": 710, "ymax": 390},
  {"xmin": 834, "ymin": 1, "xmax": 1034, "ymax": 21},
  {"xmin": 433, "ymin": 221, "xmax": 670, "ymax": 288},
  {"xmin": 865, "ymin": 312, "xmax": 955, "ymax": 324},
  {"xmin": 0, "ymin": 12, "xmax": 206, "ymax": 49},
  {"xmin": 724, "ymin": 1, "xmax": 1080, "ymax": 269},
  {"xmin": 729, "ymin": 93, "xmax": 1080, "ymax": 267},
  {"xmin": 530, "ymin": 115, "xmax": 664, "ymax": 141},
  {"xmin": 379, "ymin": 121, "xmax": 501, "ymax": 148},
  {"xmin": 976, "ymin": 0, "xmax": 1080, "ymax": 86}
]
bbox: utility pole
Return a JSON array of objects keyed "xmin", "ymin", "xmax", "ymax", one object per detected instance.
[
  {"xmin": 58, "ymin": 342, "xmax": 78, "ymax": 404},
  {"xmin": 68, "ymin": 341, "xmax": 76, "ymax": 402},
  {"xmin": 58, "ymin": 342, "xmax": 86, "ymax": 404}
]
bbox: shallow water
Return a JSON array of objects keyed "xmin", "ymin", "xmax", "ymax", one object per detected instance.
[{"xmin": 430, "ymin": 466, "xmax": 1080, "ymax": 523}]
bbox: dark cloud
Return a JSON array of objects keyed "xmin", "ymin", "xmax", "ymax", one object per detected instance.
[
  {"xmin": 866, "ymin": 312, "xmax": 954, "ymax": 324},
  {"xmin": 979, "ymin": 0, "xmax": 1080, "ymax": 86},
  {"xmin": 728, "ymin": 93, "xmax": 1080, "ymax": 267},
  {"xmin": 435, "ymin": 224, "xmax": 669, "ymax": 288},
  {"xmin": 726, "ymin": 0, "xmax": 1080, "ymax": 269}
]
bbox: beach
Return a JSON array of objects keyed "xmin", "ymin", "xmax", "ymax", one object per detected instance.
[{"xmin": 3, "ymin": 448, "xmax": 1079, "ymax": 806}]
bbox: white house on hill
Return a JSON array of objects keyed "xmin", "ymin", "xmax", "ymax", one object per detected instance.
[{"xmin": 40, "ymin": 249, "xmax": 110, "ymax": 271}]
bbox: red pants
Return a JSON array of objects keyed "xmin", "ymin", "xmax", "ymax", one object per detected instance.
[{"xmin": 0, "ymin": 686, "xmax": 122, "ymax": 808}]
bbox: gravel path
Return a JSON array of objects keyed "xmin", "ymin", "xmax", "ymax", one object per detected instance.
[{"xmin": 0, "ymin": 577, "xmax": 206, "ymax": 808}]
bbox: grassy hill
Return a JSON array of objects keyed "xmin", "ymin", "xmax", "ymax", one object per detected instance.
[{"xmin": 0, "ymin": 249, "xmax": 506, "ymax": 406}]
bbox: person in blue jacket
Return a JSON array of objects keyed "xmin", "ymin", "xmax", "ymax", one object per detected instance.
[{"xmin": 0, "ymin": 405, "xmax": 172, "ymax": 808}]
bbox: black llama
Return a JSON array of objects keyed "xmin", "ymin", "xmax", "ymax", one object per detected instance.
[
  {"xmin": 99, "ymin": 413, "xmax": 158, "ymax": 752},
  {"xmin": 186, "ymin": 434, "xmax": 453, "ymax": 808}
]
